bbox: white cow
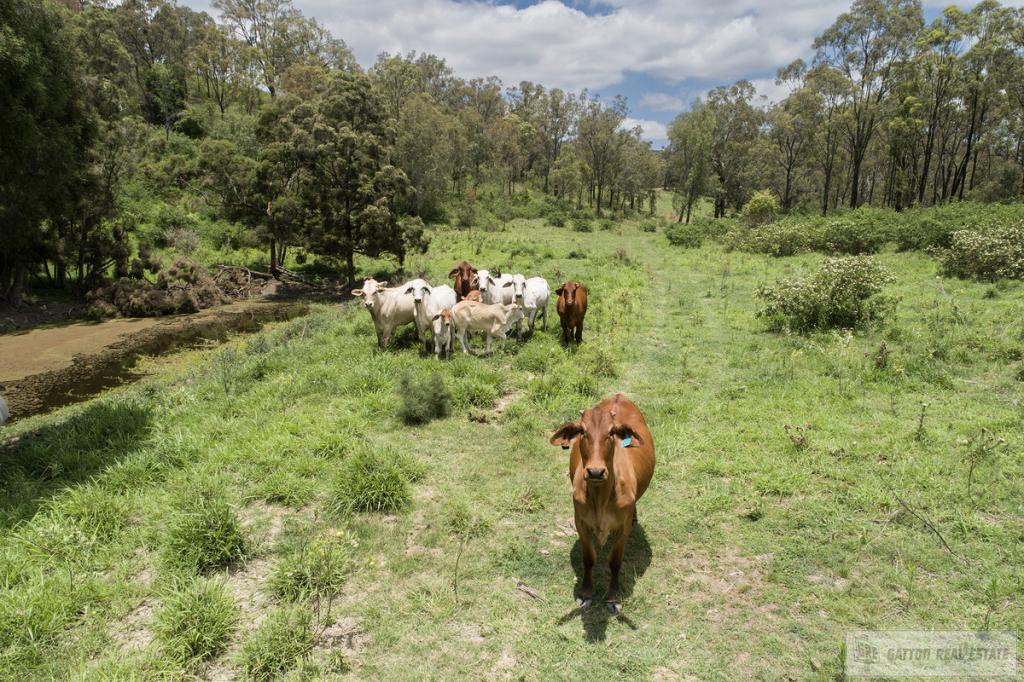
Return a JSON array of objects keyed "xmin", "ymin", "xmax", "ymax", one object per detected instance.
[
  {"xmin": 404, "ymin": 278, "xmax": 457, "ymax": 353},
  {"xmin": 451, "ymin": 300, "xmax": 525, "ymax": 355},
  {"xmin": 430, "ymin": 309, "xmax": 455, "ymax": 359},
  {"xmin": 352, "ymin": 278, "xmax": 415, "ymax": 349},
  {"xmin": 509, "ymin": 274, "xmax": 549, "ymax": 336},
  {"xmin": 476, "ymin": 269, "xmax": 514, "ymax": 305}
]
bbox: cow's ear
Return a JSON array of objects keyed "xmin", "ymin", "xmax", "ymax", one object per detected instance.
[
  {"xmin": 502, "ymin": 281, "xmax": 513, "ymax": 288},
  {"xmin": 352, "ymin": 289, "xmax": 363, "ymax": 296},
  {"xmin": 555, "ymin": 287, "xmax": 564, "ymax": 296},
  {"xmin": 432, "ymin": 313, "xmax": 442, "ymax": 321},
  {"xmin": 379, "ymin": 280, "xmax": 388, "ymax": 287},
  {"xmin": 550, "ymin": 422, "xmax": 584, "ymax": 448},
  {"xmin": 471, "ymin": 268, "xmax": 478, "ymax": 274},
  {"xmin": 612, "ymin": 424, "xmax": 643, "ymax": 446},
  {"xmin": 448, "ymin": 268, "xmax": 458, "ymax": 278},
  {"xmin": 405, "ymin": 287, "xmax": 414, "ymax": 294}
]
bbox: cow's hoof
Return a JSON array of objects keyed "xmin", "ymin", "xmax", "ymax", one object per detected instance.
[
  {"xmin": 606, "ymin": 601, "xmax": 622, "ymax": 615},
  {"xmin": 575, "ymin": 597, "xmax": 592, "ymax": 608}
]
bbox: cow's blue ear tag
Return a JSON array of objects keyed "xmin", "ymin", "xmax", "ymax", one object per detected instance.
[{"xmin": 621, "ymin": 436, "xmax": 632, "ymax": 448}]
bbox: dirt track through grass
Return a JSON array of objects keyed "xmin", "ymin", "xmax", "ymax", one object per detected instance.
[{"xmin": 1, "ymin": 218, "xmax": 1021, "ymax": 680}]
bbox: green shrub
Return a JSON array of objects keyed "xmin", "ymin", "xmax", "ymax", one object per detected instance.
[
  {"xmin": 571, "ymin": 217, "xmax": 593, "ymax": 233},
  {"xmin": 816, "ymin": 216, "xmax": 885, "ymax": 255},
  {"xmin": 731, "ymin": 221, "xmax": 811, "ymax": 257},
  {"xmin": 741, "ymin": 190, "xmax": 780, "ymax": 227},
  {"xmin": 330, "ymin": 447, "xmax": 419, "ymax": 514},
  {"xmin": 940, "ymin": 226, "xmax": 1024, "ymax": 281},
  {"xmin": 664, "ymin": 222, "xmax": 705, "ymax": 248},
  {"xmin": 161, "ymin": 482, "xmax": 249, "ymax": 573},
  {"xmin": 238, "ymin": 604, "xmax": 314, "ymax": 681},
  {"xmin": 598, "ymin": 217, "xmax": 615, "ymax": 231},
  {"xmin": 756, "ymin": 256, "xmax": 897, "ymax": 333},
  {"xmin": 155, "ymin": 577, "xmax": 236, "ymax": 663},
  {"xmin": 397, "ymin": 372, "xmax": 450, "ymax": 425},
  {"xmin": 270, "ymin": 530, "xmax": 355, "ymax": 601}
]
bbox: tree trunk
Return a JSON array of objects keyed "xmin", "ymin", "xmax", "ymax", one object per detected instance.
[
  {"xmin": 8, "ymin": 264, "xmax": 27, "ymax": 306},
  {"xmin": 269, "ymin": 238, "xmax": 279, "ymax": 277}
]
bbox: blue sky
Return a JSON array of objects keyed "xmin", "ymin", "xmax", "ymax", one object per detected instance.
[{"xmin": 182, "ymin": 0, "xmax": 1015, "ymax": 147}]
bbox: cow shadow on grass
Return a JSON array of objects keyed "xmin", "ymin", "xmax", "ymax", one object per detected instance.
[
  {"xmin": 0, "ymin": 400, "xmax": 153, "ymax": 529},
  {"xmin": 558, "ymin": 523, "xmax": 652, "ymax": 642}
]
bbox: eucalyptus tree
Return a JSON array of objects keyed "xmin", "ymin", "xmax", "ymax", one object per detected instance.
[
  {"xmin": 576, "ymin": 95, "xmax": 628, "ymax": 216},
  {"xmin": 667, "ymin": 101, "xmax": 714, "ymax": 223},
  {"xmin": 813, "ymin": 0, "xmax": 923, "ymax": 208}
]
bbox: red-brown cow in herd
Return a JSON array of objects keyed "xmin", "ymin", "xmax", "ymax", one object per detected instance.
[
  {"xmin": 550, "ymin": 393, "xmax": 655, "ymax": 613},
  {"xmin": 555, "ymin": 281, "xmax": 588, "ymax": 344},
  {"xmin": 448, "ymin": 261, "xmax": 478, "ymax": 301}
]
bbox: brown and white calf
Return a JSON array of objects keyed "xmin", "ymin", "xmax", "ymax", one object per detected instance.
[{"xmin": 550, "ymin": 393, "xmax": 654, "ymax": 613}]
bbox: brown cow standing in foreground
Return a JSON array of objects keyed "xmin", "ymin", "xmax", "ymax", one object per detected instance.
[
  {"xmin": 550, "ymin": 393, "xmax": 655, "ymax": 613},
  {"xmin": 555, "ymin": 281, "xmax": 588, "ymax": 344},
  {"xmin": 448, "ymin": 261, "xmax": 478, "ymax": 301}
]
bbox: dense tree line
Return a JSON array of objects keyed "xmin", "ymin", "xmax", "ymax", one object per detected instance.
[
  {"xmin": 0, "ymin": 0, "xmax": 661, "ymax": 304},
  {"xmin": 666, "ymin": 0, "xmax": 1024, "ymax": 222}
]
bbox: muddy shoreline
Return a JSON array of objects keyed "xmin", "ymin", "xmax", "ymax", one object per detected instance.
[{"xmin": 1, "ymin": 300, "xmax": 311, "ymax": 422}]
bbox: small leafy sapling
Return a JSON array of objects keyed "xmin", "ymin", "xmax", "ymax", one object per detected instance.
[{"xmin": 961, "ymin": 428, "xmax": 1007, "ymax": 505}]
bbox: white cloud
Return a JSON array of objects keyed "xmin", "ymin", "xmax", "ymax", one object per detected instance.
[
  {"xmin": 640, "ymin": 92, "xmax": 685, "ymax": 112},
  {"xmin": 749, "ymin": 77, "xmax": 797, "ymax": 106},
  {"xmin": 196, "ymin": 0, "xmax": 859, "ymax": 91},
  {"xmin": 622, "ymin": 117, "xmax": 668, "ymax": 144}
]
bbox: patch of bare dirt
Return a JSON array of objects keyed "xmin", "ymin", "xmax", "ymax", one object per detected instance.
[
  {"xmin": 108, "ymin": 598, "xmax": 157, "ymax": 655},
  {"xmin": 489, "ymin": 650, "xmax": 518, "ymax": 677},
  {"xmin": 673, "ymin": 548, "xmax": 777, "ymax": 626},
  {"xmin": 404, "ymin": 509, "xmax": 441, "ymax": 558}
]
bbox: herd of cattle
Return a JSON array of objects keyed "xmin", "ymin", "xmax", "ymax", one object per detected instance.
[
  {"xmin": 352, "ymin": 261, "xmax": 653, "ymax": 613},
  {"xmin": 352, "ymin": 260, "xmax": 589, "ymax": 356}
]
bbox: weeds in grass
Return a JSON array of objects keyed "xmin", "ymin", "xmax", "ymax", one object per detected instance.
[
  {"xmin": 238, "ymin": 604, "xmax": 315, "ymax": 681},
  {"xmin": 961, "ymin": 428, "xmax": 1007, "ymax": 505},
  {"xmin": 784, "ymin": 424, "xmax": 811, "ymax": 450},
  {"xmin": 914, "ymin": 403, "xmax": 929, "ymax": 442},
  {"xmin": 397, "ymin": 372, "xmax": 450, "ymax": 425},
  {"xmin": 161, "ymin": 482, "xmax": 249, "ymax": 573},
  {"xmin": 155, "ymin": 577, "xmax": 236, "ymax": 664},
  {"xmin": 270, "ymin": 530, "xmax": 355, "ymax": 602},
  {"xmin": 443, "ymin": 498, "xmax": 491, "ymax": 605}
]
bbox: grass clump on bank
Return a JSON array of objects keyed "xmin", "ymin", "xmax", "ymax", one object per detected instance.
[
  {"xmin": 270, "ymin": 530, "xmax": 355, "ymax": 602},
  {"xmin": 160, "ymin": 482, "xmax": 249, "ymax": 573},
  {"xmin": 155, "ymin": 577, "xmax": 236, "ymax": 663},
  {"xmin": 329, "ymin": 447, "xmax": 422, "ymax": 514},
  {"xmin": 238, "ymin": 604, "xmax": 315, "ymax": 680}
]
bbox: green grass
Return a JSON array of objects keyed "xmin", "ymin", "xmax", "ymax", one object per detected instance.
[
  {"xmin": 155, "ymin": 577, "xmax": 236, "ymax": 664},
  {"xmin": 0, "ymin": 213, "xmax": 1021, "ymax": 679}
]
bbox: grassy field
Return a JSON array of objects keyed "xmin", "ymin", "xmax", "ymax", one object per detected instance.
[{"xmin": 1, "ymin": 216, "xmax": 1022, "ymax": 680}]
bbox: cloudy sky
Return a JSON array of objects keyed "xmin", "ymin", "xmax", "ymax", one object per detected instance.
[{"xmin": 181, "ymin": 0, "xmax": 1007, "ymax": 146}]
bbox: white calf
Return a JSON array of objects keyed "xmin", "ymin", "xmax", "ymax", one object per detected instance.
[
  {"xmin": 431, "ymin": 309, "xmax": 455, "ymax": 359},
  {"xmin": 404, "ymin": 279, "xmax": 457, "ymax": 353},
  {"xmin": 451, "ymin": 300, "xmax": 525, "ymax": 355}
]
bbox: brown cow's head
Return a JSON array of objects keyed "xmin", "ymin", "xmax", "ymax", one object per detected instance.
[
  {"xmin": 550, "ymin": 400, "xmax": 643, "ymax": 483},
  {"xmin": 448, "ymin": 261, "xmax": 478, "ymax": 293},
  {"xmin": 556, "ymin": 281, "xmax": 584, "ymax": 306}
]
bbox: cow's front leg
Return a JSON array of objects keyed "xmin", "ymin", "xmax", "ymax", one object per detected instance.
[
  {"xmin": 605, "ymin": 518, "xmax": 633, "ymax": 614},
  {"xmin": 575, "ymin": 517, "xmax": 596, "ymax": 607}
]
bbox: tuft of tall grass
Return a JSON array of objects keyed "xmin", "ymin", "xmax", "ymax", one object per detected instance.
[
  {"xmin": 160, "ymin": 482, "xmax": 249, "ymax": 573},
  {"xmin": 155, "ymin": 577, "xmax": 236, "ymax": 663},
  {"xmin": 269, "ymin": 529, "xmax": 355, "ymax": 602},
  {"xmin": 237, "ymin": 604, "xmax": 315, "ymax": 681},
  {"xmin": 329, "ymin": 447, "xmax": 422, "ymax": 514}
]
